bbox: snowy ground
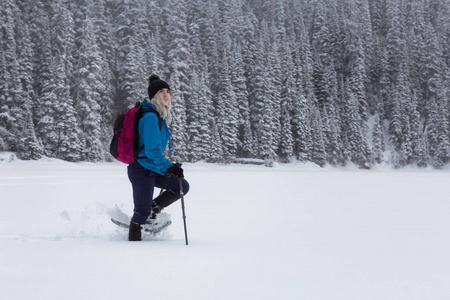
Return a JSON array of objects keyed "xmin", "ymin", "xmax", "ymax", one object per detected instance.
[{"xmin": 1, "ymin": 153, "xmax": 450, "ymax": 300}]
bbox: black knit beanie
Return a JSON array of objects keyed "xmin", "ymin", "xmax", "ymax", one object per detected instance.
[{"xmin": 147, "ymin": 75, "xmax": 170, "ymax": 100}]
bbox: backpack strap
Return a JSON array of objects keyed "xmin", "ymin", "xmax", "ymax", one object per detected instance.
[
  {"xmin": 141, "ymin": 108, "xmax": 163, "ymax": 130},
  {"xmin": 135, "ymin": 107, "xmax": 164, "ymax": 160}
]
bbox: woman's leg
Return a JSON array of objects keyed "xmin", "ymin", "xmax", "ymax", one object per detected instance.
[
  {"xmin": 150, "ymin": 174, "xmax": 190, "ymax": 215},
  {"xmin": 155, "ymin": 173, "xmax": 190, "ymax": 198},
  {"xmin": 127, "ymin": 161, "xmax": 157, "ymax": 224}
]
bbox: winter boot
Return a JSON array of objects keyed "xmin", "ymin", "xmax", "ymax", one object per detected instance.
[
  {"xmin": 149, "ymin": 201, "xmax": 162, "ymax": 220},
  {"xmin": 128, "ymin": 221, "xmax": 142, "ymax": 241},
  {"xmin": 149, "ymin": 190, "xmax": 179, "ymax": 220}
]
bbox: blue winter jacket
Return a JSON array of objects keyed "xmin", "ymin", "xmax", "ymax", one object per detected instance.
[{"xmin": 136, "ymin": 100, "xmax": 173, "ymax": 175}]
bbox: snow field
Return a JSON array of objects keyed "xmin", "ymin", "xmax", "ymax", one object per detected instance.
[{"xmin": 1, "ymin": 157, "xmax": 450, "ymax": 299}]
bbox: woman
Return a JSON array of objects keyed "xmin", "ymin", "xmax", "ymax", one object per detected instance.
[{"xmin": 127, "ymin": 74, "xmax": 190, "ymax": 241}]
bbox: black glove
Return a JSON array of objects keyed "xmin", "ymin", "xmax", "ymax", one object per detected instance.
[{"xmin": 166, "ymin": 163, "xmax": 184, "ymax": 178}]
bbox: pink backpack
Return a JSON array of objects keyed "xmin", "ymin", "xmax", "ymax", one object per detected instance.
[{"xmin": 110, "ymin": 102, "xmax": 161, "ymax": 164}]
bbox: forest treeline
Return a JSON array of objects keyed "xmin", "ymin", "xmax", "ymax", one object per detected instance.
[{"xmin": 0, "ymin": 0, "xmax": 449, "ymax": 168}]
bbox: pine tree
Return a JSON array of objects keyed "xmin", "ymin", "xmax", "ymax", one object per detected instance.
[
  {"xmin": 421, "ymin": 8, "xmax": 450, "ymax": 167},
  {"xmin": 310, "ymin": 0, "xmax": 344, "ymax": 167},
  {"xmin": 186, "ymin": 19, "xmax": 214, "ymax": 162},
  {"xmin": 186, "ymin": 71, "xmax": 213, "ymax": 162},
  {"xmin": 405, "ymin": 0, "xmax": 427, "ymax": 113},
  {"xmin": 208, "ymin": 123, "xmax": 224, "ymax": 163},
  {"xmin": 31, "ymin": 7, "xmax": 58, "ymax": 157},
  {"xmin": 49, "ymin": 0, "xmax": 81, "ymax": 161},
  {"xmin": 425, "ymin": 79, "xmax": 450, "ymax": 168},
  {"xmin": 0, "ymin": 0, "xmax": 22, "ymax": 152},
  {"xmin": 197, "ymin": 0, "xmax": 220, "ymax": 100},
  {"xmin": 113, "ymin": 0, "xmax": 144, "ymax": 109},
  {"xmin": 292, "ymin": 91, "xmax": 313, "ymax": 162},
  {"xmin": 323, "ymin": 98, "xmax": 344, "ymax": 166},
  {"xmin": 230, "ymin": 42, "xmax": 254, "ymax": 158},
  {"xmin": 241, "ymin": 10, "xmax": 260, "ymax": 156},
  {"xmin": 75, "ymin": 16, "xmax": 106, "ymax": 161},
  {"xmin": 147, "ymin": 30, "xmax": 165, "ymax": 76},
  {"xmin": 372, "ymin": 111, "xmax": 385, "ymax": 164},
  {"xmin": 311, "ymin": 0, "xmax": 334, "ymax": 109},
  {"xmin": 215, "ymin": 5, "xmax": 241, "ymax": 162},
  {"xmin": 310, "ymin": 106, "xmax": 326, "ymax": 167},
  {"xmin": 279, "ymin": 72, "xmax": 295, "ymax": 162},
  {"xmin": 289, "ymin": 1, "xmax": 315, "ymax": 162},
  {"xmin": 343, "ymin": 80, "xmax": 372, "ymax": 169},
  {"xmin": 15, "ymin": 1, "xmax": 43, "ymax": 159},
  {"xmin": 0, "ymin": 34, "xmax": 9, "ymax": 151},
  {"xmin": 349, "ymin": 41, "xmax": 370, "ymax": 121},
  {"xmin": 216, "ymin": 45, "xmax": 239, "ymax": 163},
  {"xmin": 166, "ymin": 0, "xmax": 190, "ymax": 161},
  {"xmin": 249, "ymin": 26, "xmax": 277, "ymax": 165},
  {"xmin": 264, "ymin": 25, "xmax": 282, "ymax": 159}
]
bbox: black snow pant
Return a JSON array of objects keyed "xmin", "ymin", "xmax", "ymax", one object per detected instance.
[{"xmin": 127, "ymin": 161, "xmax": 190, "ymax": 224}]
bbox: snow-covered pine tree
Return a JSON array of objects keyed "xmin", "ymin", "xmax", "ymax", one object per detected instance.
[
  {"xmin": 310, "ymin": 105, "xmax": 326, "ymax": 167},
  {"xmin": 311, "ymin": 1, "xmax": 340, "ymax": 106},
  {"xmin": 50, "ymin": 1, "xmax": 82, "ymax": 161},
  {"xmin": 147, "ymin": 30, "xmax": 165, "ymax": 77},
  {"xmin": 343, "ymin": 82, "xmax": 372, "ymax": 169},
  {"xmin": 112, "ymin": 0, "xmax": 139, "ymax": 109},
  {"xmin": 322, "ymin": 97, "xmax": 344, "ymax": 166},
  {"xmin": 311, "ymin": 0, "xmax": 333, "ymax": 111},
  {"xmin": 230, "ymin": 42, "xmax": 254, "ymax": 158},
  {"xmin": 31, "ymin": 10, "xmax": 58, "ymax": 158},
  {"xmin": 349, "ymin": 42, "xmax": 369, "ymax": 121},
  {"xmin": 371, "ymin": 109, "xmax": 385, "ymax": 165},
  {"xmin": 186, "ymin": 20, "xmax": 214, "ymax": 162},
  {"xmin": 311, "ymin": 5, "xmax": 344, "ymax": 166},
  {"xmin": 424, "ymin": 78, "xmax": 450, "ymax": 169},
  {"xmin": 421, "ymin": 8, "xmax": 450, "ymax": 168},
  {"xmin": 0, "ymin": 8, "xmax": 4, "ymax": 150},
  {"xmin": 142, "ymin": 0, "xmax": 164, "ymax": 76},
  {"xmin": 85, "ymin": 0, "xmax": 116, "ymax": 158},
  {"xmin": 249, "ymin": 25, "xmax": 277, "ymax": 166},
  {"xmin": 279, "ymin": 70, "xmax": 295, "ymax": 162},
  {"xmin": 218, "ymin": 0, "xmax": 254, "ymax": 161},
  {"xmin": 197, "ymin": 0, "xmax": 220, "ymax": 102},
  {"xmin": 186, "ymin": 70, "xmax": 213, "ymax": 162},
  {"xmin": 263, "ymin": 26, "xmax": 282, "ymax": 160},
  {"xmin": 14, "ymin": 2, "xmax": 43, "ymax": 159},
  {"xmin": 267, "ymin": 1, "xmax": 289, "ymax": 158},
  {"xmin": 288, "ymin": 1, "xmax": 315, "ymax": 162},
  {"xmin": 405, "ymin": 0, "xmax": 427, "ymax": 113},
  {"xmin": 208, "ymin": 122, "xmax": 224, "ymax": 163},
  {"xmin": 216, "ymin": 45, "xmax": 239, "ymax": 163},
  {"xmin": 166, "ymin": 0, "xmax": 190, "ymax": 161},
  {"xmin": 0, "ymin": 0, "xmax": 21, "ymax": 152},
  {"xmin": 292, "ymin": 91, "xmax": 313, "ymax": 162},
  {"xmin": 241, "ymin": 11, "xmax": 260, "ymax": 157},
  {"xmin": 75, "ymin": 16, "xmax": 105, "ymax": 161}
]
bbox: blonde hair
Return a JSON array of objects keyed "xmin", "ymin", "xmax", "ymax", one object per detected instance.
[{"xmin": 150, "ymin": 93, "xmax": 172, "ymax": 124}]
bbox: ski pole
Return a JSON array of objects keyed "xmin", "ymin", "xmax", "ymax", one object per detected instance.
[{"xmin": 179, "ymin": 178, "xmax": 189, "ymax": 245}]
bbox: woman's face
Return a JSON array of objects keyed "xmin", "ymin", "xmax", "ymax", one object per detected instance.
[{"xmin": 157, "ymin": 88, "xmax": 171, "ymax": 107}]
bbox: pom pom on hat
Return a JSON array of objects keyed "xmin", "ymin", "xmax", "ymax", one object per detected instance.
[{"xmin": 148, "ymin": 75, "xmax": 170, "ymax": 100}]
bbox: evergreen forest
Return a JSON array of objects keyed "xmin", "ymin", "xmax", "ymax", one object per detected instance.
[{"xmin": 1, "ymin": 0, "xmax": 449, "ymax": 168}]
